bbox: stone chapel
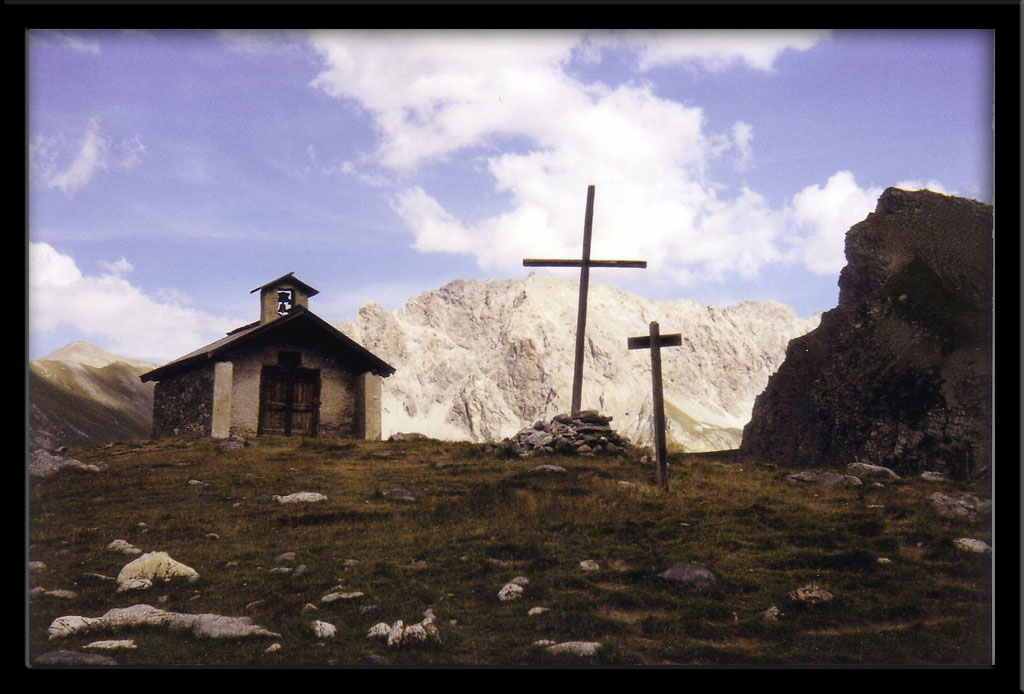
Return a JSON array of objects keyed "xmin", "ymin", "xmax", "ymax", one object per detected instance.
[{"xmin": 141, "ymin": 273, "xmax": 395, "ymax": 440}]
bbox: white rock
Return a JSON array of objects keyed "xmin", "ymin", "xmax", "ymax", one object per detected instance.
[
  {"xmin": 107, "ymin": 539, "xmax": 143, "ymax": 555},
  {"xmin": 311, "ymin": 620, "xmax": 336, "ymax": 639},
  {"xmin": 386, "ymin": 620, "xmax": 405, "ymax": 647},
  {"xmin": 29, "ymin": 561, "xmax": 47, "ymax": 573},
  {"xmin": 953, "ymin": 538, "xmax": 992, "ymax": 554},
  {"xmin": 877, "ymin": 557, "xmax": 893, "ymax": 564},
  {"xmin": 117, "ymin": 578, "xmax": 153, "ymax": 593},
  {"xmin": 367, "ymin": 622, "xmax": 391, "ymax": 640},
  {"xmin": 920, "ymin": 471, "xmax": 950, "ymax": 482},
  {"xmin": 508, "ymin": 576, "xmax": 529, "ymax": 586},
  {"xmin": 527, "ymin": 607, "xmax": 550, "ymax": 616},
  {"xmin": 273, "ymin": 492, "xmax": 328, "ymax": 504},
  {"xmin": 48, "ymin": 604, "xmax": 279, "ymax": 640},
  {"xmin": 761, "ymin": 605, "xmax": 782, "ymax": 622},
  {"xmin": 321, "ymin": 591, "xmax": 364, "ymax": 603},
  {"xmin": 84, "ymin": 639, "xmax": 137, "ymax": 650},
  {"xmin": 847, "ymin": 462, "xmax": 900, "ymax": 480},
  {"xmin": 116, "ymin": 552, "xmax": 199, "ymax": 589},
  {"xmin": 546, "ymin": 641, "xmax": 602, "ymax": 657},
  {"xmin": 44, "ymin": 589, "xmax": 77, "ymax": 599},
  {"xmin": 265, "ymin": 643, "xmax": 282, "ymax": 653},
  {"xmin": 498, "ymin": 583, "xmax": 524, "ymax": 601},
  {"xmin": 48, "ymin": 615, "xmax": 101, "ymax": 639},
  {"xmin": 579, "ymin": 560, "xmax": 600, "ymax": 571},
  {"xmin": 534, "ymin": 639, "xmax": 556, "ymax": 647}
]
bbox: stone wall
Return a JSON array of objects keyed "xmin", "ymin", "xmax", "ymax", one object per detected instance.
[{"xmin": 152, "ymin": 364, "xmax": 215, "ymax": 438}]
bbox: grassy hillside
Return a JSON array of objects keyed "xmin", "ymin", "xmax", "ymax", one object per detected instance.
[
  {"xmin": 28, "ymin": 437, "xmax": 992, "ymax": 666},
  {"xmin": 28, "ymin": 360, "xmax": 154, "ymax": 450}
]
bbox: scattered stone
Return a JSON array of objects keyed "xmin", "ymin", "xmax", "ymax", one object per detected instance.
[
  {"xmin": 224, "ymin": 561, "xmax": 239, "ymax": 569},
  {"xmin": 291, "ymin": 564, "xmax": 309, "ymax": 578},
  {"xmin": 367, "ymin": 622, "xmax": 391, "ymax": 640},
  {"xmin": 529, "ymin": 464, "xmax": 567, "ymax": 474},
  {"xmin": 360, "ymin": 654, "xmax": 390, "ymax": 665},
  {"xmin": 510, "ymin": 413, "xmax": 630, "ymax": 457},
  {"xmin": 187, "ymin": 479, "xmax": 206, "ymax": 487},
  {"xmin": 272, "ymin": 492, "xmax": 328, "ymax": 504},
  {"xmin": 546, "ymin": 641, "xmax": 602, "ymax": 657},
  {"xmin": 219, "ymin": 435, "xmax": 247, "ymax": 451},
  {"xmin": 116, "ymin": 552, "xmax": 199, "ymax": 591},
  {"xmin": 311, "ymin": 620, "xmax": 336, "ymax": 639},
  {"xmin": 274, "ymin": 552, "xmax": 297, "ymax": 564},
  {"xmin": 35, "ymin": 650, "xmax": 118, "ymax": 666},
  {"xmin": 508, "ymin": 576, "xmax": 529, "ymax": 586},
  {"xmin": 786, "ymin": 470, "xmax": 863, "ymax": 488},
  {"xmin": 204, "ymin": 533, "xmax": 220, "ymax": 541},
  {"xmin": 579, "ymin": 560, "xmax": 600, "ymax": 572},
  {"xmin": 29, "ymin": 561, "xmax": 47, "ymax": 573},
  {"xmin": 322, "ymin": 591, "xmax": 364, "ymax": 603},
  {"xmin": 789, "ymin": 584, "xmax": 834, "ymax": 606},
  {"xmin": 927, "ymin": 492, "xmax": 991, "ymax": 521},
  {"xmin": 877, "ymin": 557, "xmax": 893, "ymax": 565},
  {"xmin": 657, "ymin": 563, "xmax": 717, "ymax": 592},
  {"xmin": 379, "ymin": 487, "xmax": 417, "ymax": 502},
  {"xmin": 43, "ymin": 589, "xmax": 77, "ymax": 600},
  {"xmin": 117, "ymin": 578, "xmax": 153, "ymax": 593},
  {"xmin": 360, "ymin": 605, "xmax": 381, "ymax": 616},
  {"xmin": 533, "ymin": 639, "xmax": 557, "ymax": 647},
  {"xmin": 245, "ymin": 600, "xmax": 266, "ymax": 612},
  {"xmin": 527, "ymin": 607, "xmax": 550, "ymax": 616},
  {"xmin": 268, "ymin": 567, "xmax": 292, "ymax": 575},
  {"xmin": 953, "ymin": 538, "xmax": 991, "ymax": 554},
  {"xmin": 847, "ymin": 462, "xmax": 900, "ymax": 480},
  {"xmin": 29, "ymin": 449, "xmax": 104, "ymax": 478},
  {"xmin": 761, "ymin": 606, "xmax": 782, "ymax": 622},
  {"xmin": 107, "ymin": 539, "xmax": 143, "ymax": 555},
  {"xmin": 920, "ymin": 471, "xmax": 950, "ymax": 482},
  {"xmin": 265, "ymin": 643, "xmax": 281, "ymax": 653},
  {"xmin": 302, "ymin": 603, "xmax": 319, "ymax": 613},
  {"xmin": 388, "ymin": 432, "xmax": 430, "ymax": 442},
  {"xmin": 49, "ymin": 604, "xmax": 280, "ymax": 640},
  {"xmin": 30, "ymin": 586, "xmax": 46, "ymax": 599},
  {"xmin": 343, "ymin": 559, "xmax": 360, "ymax": 568},
  {"xmin": 498, "ymin": 583, "xmax": 524, "ymax": 601},
  {"xmin": 84, "ymin": 639, "xmax": 137, "ymax": 650}
]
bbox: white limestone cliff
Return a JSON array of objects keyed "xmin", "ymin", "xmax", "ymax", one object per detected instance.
[{"xmin": 340, "ymin": 275, "xmax": 820, "ymax": 451}]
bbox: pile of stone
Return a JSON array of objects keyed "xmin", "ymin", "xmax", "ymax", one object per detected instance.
[{"xmin": 509, "ymin": 411, "xmax": 632, "ymax": 457}]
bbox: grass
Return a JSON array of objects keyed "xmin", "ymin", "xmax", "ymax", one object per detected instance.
[{"xmin": 27, "ymin": 436, "xmax": 992, "ymax": 666}]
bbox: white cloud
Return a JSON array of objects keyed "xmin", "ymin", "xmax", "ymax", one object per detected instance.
[
  {"xmin": 29, "ymin": 243, "xmax": 247, "ymax": 362},
  {"xmin": 786, "ymin": 171, "xmax": 885, "ymax": 274},
  {"xmin": 48, "ymin": 31, "xmax": 102, "ymax": 55},
  {"xmin": 588, "ymin": 29, "xmax": 830, "ymax": 73},
  {"xmin": 98, "ymin": 257, "xmax": 133, "ymax": 277},
  {"xmin": 307, "ymin": 30, "xmax": 933, "ymax": 286},
  {"xmin": 30, "ymin": 119, "xmax": 145, "ymax": 193}
]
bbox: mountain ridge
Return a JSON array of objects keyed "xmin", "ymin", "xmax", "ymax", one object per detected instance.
[{"xmin": 341, "ymin": 274, "xmax": 820, "ymax": 450}]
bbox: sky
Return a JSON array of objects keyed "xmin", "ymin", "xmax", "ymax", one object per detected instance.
[{"xmin": 27, "ymin": 28, "xmax": 995, "ymax": 364}]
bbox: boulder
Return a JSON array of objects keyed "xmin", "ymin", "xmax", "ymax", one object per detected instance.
[
  {"xmin": 953, "ymin": 538, "xmax": 991, "ymax": 554},
  {"xmin": 742, "ymin": 189, "xmax": 993, "ymax": 485},
  {"xmin": 546, "ymin": 641, "xmax": 602, "ymax": 657},
  {"xmin": 116, "ymin": 552, "xmax": 198, "ymax": 590},
  {"xmin": 786, "ymin": 470, "xmax": 863, "ymax": 488},
  {"xmin": 847, "ymin": 462, "xmax": 900, "ymax": 480},
  {"xmin": 272, "ymin": 492, "xmax": 327, "ymax": 504},
  {"xmin": 35, "ymin": 650, "xmax": 118, "ymax": 666},
  {"xmin": 657, "ymin": 563, "xmax": 717, "ymax": 592}
]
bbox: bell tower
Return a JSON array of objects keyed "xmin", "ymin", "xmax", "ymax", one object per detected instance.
[{"xmin": 251, "ymin": 272, "xmax": 320, "ymax": 325}]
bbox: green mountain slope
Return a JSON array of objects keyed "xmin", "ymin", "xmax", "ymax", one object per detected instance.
[{"xmin": 28, "ymin": 356, "xmax": 156, "ymax": 450}]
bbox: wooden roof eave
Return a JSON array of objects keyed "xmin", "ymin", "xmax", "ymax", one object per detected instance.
[{"xmin": 139, "ymin": 307, "xmax": 395, "ymax": 383}]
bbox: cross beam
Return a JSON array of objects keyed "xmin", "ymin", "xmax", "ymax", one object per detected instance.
[
  {"xmin": 523, "ymin": 185, "xmax": 647, "ymax": 415},
  {"xmin": 628, "ymin": 321, "xmax": 682, "ymax": 489}
]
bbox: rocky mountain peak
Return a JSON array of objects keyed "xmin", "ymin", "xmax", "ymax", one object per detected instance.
[{"xmin": 343, "ymin": 276, "xmax": 819, "ymax": 450}]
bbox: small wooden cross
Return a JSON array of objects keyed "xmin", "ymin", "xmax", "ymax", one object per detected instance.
[
  {"xmin": 628, "ymin": 321, "xmax": 682, "ymax": 489},
  {"xmin": 524, "ymin": 185, "xmax": 647, "ymax": 415}
]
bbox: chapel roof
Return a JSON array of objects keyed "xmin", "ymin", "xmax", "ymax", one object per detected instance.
[{"xmin": 140, "ymin": 305, "xmax": 394, "ymax": 382}]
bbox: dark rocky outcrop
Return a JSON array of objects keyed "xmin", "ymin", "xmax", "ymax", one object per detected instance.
[{"xmin": 741, "ymin": 188, "xmax": 992, "ymax": 482}]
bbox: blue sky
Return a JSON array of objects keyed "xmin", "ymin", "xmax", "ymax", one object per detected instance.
[{"xmin": 27, "ymin": 29, "xmax": 994, "ymax": 363}]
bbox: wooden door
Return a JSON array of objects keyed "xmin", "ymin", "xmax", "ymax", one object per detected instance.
[{"xmin": 258, "ymin": 366, "xmax": 320, "ymax": 437}]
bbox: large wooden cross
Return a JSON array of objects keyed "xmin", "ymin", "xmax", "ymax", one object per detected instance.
[
  {"xmin": 628, "ymin": 321, "xmax": 682, "ymax": 489},
  {"xmin": 523, "ymin": 185, "xmax": 647, "ymax": 415}
]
